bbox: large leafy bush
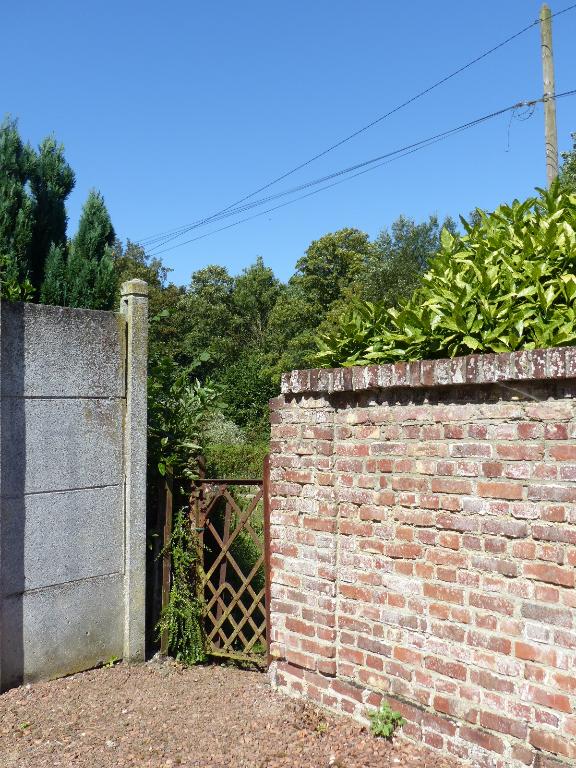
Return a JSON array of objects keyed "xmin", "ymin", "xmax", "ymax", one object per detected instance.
[{"xmin": 317, "ymin": 183, "xmax": 576, "ymax": 366}]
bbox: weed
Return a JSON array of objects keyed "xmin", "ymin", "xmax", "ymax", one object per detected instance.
[{"xmin": 368, "ymin": 701, "xmax": 405, "ymax": 739}]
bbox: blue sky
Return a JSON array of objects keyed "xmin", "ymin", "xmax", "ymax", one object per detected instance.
[{"xmin": 3, "ymin": 1, "xmax": 576, "ymax": 286}]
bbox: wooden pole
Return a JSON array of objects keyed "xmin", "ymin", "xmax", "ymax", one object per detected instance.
[{"xmin": 540, "ymin": 3, "xmax": 559, "ymax": 186}]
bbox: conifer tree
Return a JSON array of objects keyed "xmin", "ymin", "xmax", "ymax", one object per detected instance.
[
  {"xmin": 61, "ymin": 190, "xmax": 117, "ymax": 309},
  {"xmin": 39, "ymin": 242, "xmax": 68, "ymax": 305},
  {"xmin": 29, "ymin": 136, "xmax": 75, "ymax": 290},
  {"xmin": 0, "ymin": 117, "xmax": 35, "ymax": 285}
]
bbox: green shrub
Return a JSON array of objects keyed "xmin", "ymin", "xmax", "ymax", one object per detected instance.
[
  {"xmin": 201, "ymin": 411, "xmax": 246, "ymax": 447},
  {"xmin": 0, "ymin": 255, "xmax": 34, "ymax": 301},
  {"xmin": 204, "ymin": 442, "xmax": 269, "ymax": 480},
  {"xmin": 317, "ymin": 183, "xmax": 576, "ymax": 366},
  {"xmin": 368, "ymin": 701, "xmax": 405, "ymax": 739}
]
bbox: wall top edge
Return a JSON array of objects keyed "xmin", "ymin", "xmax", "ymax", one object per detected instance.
[
  {"xmin": 1, "ymin": 300, "xmax": 125, "ymax": 321},
  {"xmin": 279, "ymin": 347, "xmax": 576, "ymax": 397}
]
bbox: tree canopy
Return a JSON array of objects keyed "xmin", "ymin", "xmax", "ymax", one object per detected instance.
[
  {"xmin": 0, "ymin": 117, "xmax": 35, "ymax": 292},
  {"xmin": 0, "ymin": 118, "xmax": 116, "ymax": 309},
  {"xmin": 142, "ymin": 215, "xmax": 450, "ymax": 444}
]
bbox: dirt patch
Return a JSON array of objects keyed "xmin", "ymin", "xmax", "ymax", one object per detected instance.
[{"xmin": 0, "ymin": 660, "xmax": 467, "ymax": 767}]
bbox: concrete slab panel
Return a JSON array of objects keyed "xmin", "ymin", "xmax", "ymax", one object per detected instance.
[
  {"xmin": 1, "ymin": 398, "xmax": 123, "ymax": 496},
  {"xmin": 1, "ymin": 302, "xmax": 125, "ymax": 399},
  {"xmin": 0, "ymin": 573, "xmax": 124, "ymax": 690},
  {"xmin": 1, "ymin": 485, "xmax": 124, "ymax": 595}
]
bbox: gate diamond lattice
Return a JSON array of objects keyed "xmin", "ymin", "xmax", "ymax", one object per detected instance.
[{"xmin": 191, "ymin": 465, "xmax": 270, "ymax": 665}]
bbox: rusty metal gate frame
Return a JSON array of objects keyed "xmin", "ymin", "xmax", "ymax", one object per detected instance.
[{"xmin": 189, "ymin": 455, "xmax": 271, "ymax": 665}]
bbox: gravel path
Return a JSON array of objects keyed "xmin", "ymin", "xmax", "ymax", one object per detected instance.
[{"xmin": 0, "ymin": 659, "xmax": 467, "ymax": 768}]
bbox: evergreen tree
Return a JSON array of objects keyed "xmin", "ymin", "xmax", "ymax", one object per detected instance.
[
  {"xmin": 72, "ymin": 189, "xmax": 115, "ymax": 263},
  {"xmin": 0, "ymin": 117, "xmax": 35, "ymax": 285},
  {"xmin": 39, "ymin": 243, "xmax": 67, "ymax": 305},
  {"xmin": 90, "ymin": 248, "xmax": 118, "ymax": 309},
  {"xmin": 29, "ymin": 136, "xmax": 75, "ymax": 290},
  {"xmin": 42, "ymin": 189, "xmax": 117, "ymax": 310}
]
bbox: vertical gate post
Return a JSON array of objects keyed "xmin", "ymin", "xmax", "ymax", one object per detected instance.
[
  {"xmin": 120, "ymin": 279, "xmax": 148, "ymax": 661},
  {"xmin": 160, "ymin": 472, "xmax": 174, "ymax": 656},
  {"xmin": 263, "ymin": 453, "xmax": 272, "ymax": 667}
]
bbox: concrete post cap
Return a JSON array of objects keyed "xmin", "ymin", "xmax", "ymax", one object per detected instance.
[{"xmin": 121, "ymin": 279, "xmax": 149, "ymax": 298}]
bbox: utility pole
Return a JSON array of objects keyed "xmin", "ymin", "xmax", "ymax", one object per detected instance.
[{"xmin": 540, "ymin": 3, "xmax": 559, "ymax": 186}]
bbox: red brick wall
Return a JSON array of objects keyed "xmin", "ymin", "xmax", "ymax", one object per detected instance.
[{"xmin": 268, "ymin": 348, "xmax": 576, "ymax": 768}]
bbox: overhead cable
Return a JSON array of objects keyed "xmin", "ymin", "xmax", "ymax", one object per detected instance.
[
  {"xmin": 150, "ymin": 88, "xmax": 576, "ymax": 256},
  {"xmin": 138, "ymin": 2, "xmax": 576, "ymax": 248}
]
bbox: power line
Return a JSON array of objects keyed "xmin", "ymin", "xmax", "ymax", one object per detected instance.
[
  {"xmin": 552, "ymin": 1, "xmax": 576, "ymax": 18},
  {"xmin": 149, "ymin": 89, "xmax": 575, "ymax": 253},
  {"xmin": 152, "ymin": 136, "xmax": 474, "ymax": 255},
  {"xmin": 138, "ymin": 2, "xmax": 576, "ymax": 249},
  {"xmin": 149, "ymin": 101, "xmax": 527, "ymax": 253},
  {"xmin": 151, "ymin": 88, "xmax": 576, "ymax": 256}
]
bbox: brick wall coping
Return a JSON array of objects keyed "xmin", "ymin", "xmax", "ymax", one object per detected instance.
[{"xmin": 279, "ymin": 346, "xmax": 576, "ymax": 396}]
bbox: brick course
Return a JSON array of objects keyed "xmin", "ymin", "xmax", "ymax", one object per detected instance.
[{"xmin": 269, "ymin": 348, "xmax": 576, "ymax": 768}]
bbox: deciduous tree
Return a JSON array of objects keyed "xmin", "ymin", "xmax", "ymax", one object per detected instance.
[{"xmin": 560, "ymin": 132, "xmax": 576, "ymax": 192}]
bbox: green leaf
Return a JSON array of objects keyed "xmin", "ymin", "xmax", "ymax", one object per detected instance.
[
  {"xmin": 462, "ymin": 335, "xmax": 482, "ymax": 350},
  {"xmin": 315, "ymin": 181, "xmax": 576, "ymax": 367}
]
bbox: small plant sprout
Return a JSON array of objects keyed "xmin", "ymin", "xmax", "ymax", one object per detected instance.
[{"xmin": 368, "ymin": 701, "xmax": 405, "ymax": 739}]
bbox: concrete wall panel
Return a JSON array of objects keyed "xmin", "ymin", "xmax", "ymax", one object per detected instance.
[
  {"xmin": 1, "ymin": 398, "xmax": 123, "ymax": 496},
  {"xmin": 1, "ymin": 485, "xmax": 124, "ymax": 595},
  {"xmin": 0, "ymin": 287, "xmax": 147, "ymax": 690},
  {"xmin": 1, "ymin": 574, "xmax": 124, "ymax": 689},
  {"xmin": 0, "ymin": 302, "xmax": 125, "ymax": 398}
]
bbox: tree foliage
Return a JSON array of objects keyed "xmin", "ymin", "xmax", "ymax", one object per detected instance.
[
  {"xmin": 148, "ymin": 345, "xmax": 220, "ymax": 481},
  {"xmin": 0, "ymin": 117, "xmax": 35, "ymax": 288},
  {"xmin": 292, "ymin": 227, "xmax": 373, "ymax": 310},
  {"xmin": 0, "ymin": 255, "xmax": 34, "ymax": 301},
  {"xmin": 560, "ymin": 132, "xmax": 576, "ymax": 193},
  {"xmin": 362, "ymin": 214, "xmax": 458, "ymax": 305},
  {"xmin": 317, "ymin": 183, "xmax": 576, "ymax": 366},
  {"xmin": 29, "ymin": 136, "xmax": 74, "ymax": 289},
  {"xmin": 141, "ymin": 212, "xmax": 449, "ymax": 450},
  {"xmin": 43, "ymin": 190, "xmax": 117, "ymax": 310},
  {"xmin": 38, "ymin": 243, "xmax": 68, "ymax": 305},
  {"xmin": 0, "ymin": 118, "xmax": 116, "ymax": 308}
]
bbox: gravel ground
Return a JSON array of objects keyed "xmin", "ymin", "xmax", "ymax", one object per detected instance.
[{"xmin": 0, "ymin": 659, "xmax": 468, "ymax": 768}]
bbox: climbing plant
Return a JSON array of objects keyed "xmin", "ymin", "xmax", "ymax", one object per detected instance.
[{"xmin": 156, "ymin": 508, "xmax": 206, "ymax": 664}]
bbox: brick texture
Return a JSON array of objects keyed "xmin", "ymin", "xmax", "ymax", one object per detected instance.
[{"xmin": 269, "ymin": 349, "xmax": 576, "ymax": 768}]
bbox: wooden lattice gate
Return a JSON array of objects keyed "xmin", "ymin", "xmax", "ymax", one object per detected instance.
[{"xmin": 189, "ymin": 455, "xmax": 271, "ymax": 665}]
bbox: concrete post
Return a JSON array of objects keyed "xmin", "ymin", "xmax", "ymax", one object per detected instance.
[{"xmin": 120, "ymin": 279, "xmax": 148, "ymax": 661}]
